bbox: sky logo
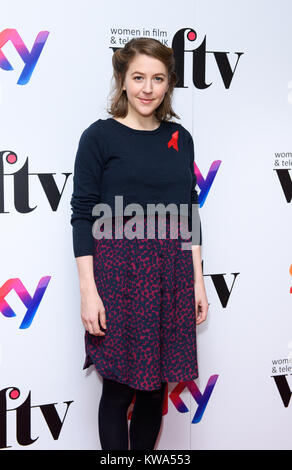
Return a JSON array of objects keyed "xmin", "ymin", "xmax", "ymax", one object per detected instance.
[
  {"xmin": 169, "ymin": 375, "xmax": 219, "ymax": 423},
  {"xmin": 0, "ymin": 28, "xmax": 49, "ymax": 85},
  {"xmin": 0, "ymin": 276, "xmax": 51, "ymax": 329},
  {"xmin": 195, "ymin": 160, "xmax": 221, "ymax": 207},
  {"xmin": 128, "ymin": 375, "xmax": 219, "ymax": 423}
]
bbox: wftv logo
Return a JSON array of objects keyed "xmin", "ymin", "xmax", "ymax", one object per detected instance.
[
  {"xmin": 0, "ymin": 276, "xmax": 51, "ymax": 329},
  {"xmin": 128, "ymin": 375, "xmax": 219, "ymax": 423},
  {"xmin": 0, "ymin": 29, "xmax": 49, "ymax": 85},
  {"xmin": 272, "ymin": 375, "xmax": 292, "ymax": 407},
  {"xmin": 172, "ymin": 28, "xmax": 243, "ymax": 90},
  {"xmin": 112, "ymin": 27, "xmax": 243, "ymax": 90},
  {"xmin": 0, "ymin": 387, "xmax": 73, "ymax": 449},
  {"xmin": 271, "ymin": 357, "xmax": 292, "ymax": 407},
  {"xmin": 0, "ymin": 151, "xmax": 71, "ymax": 213},
  {"xmin": 274, "ymin": 168, "xmax": 292, "ymax": 203}
]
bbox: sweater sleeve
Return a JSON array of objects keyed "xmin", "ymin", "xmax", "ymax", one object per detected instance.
[
  {"xmin": 186, "ymin": 130, "xmax": 202, "ymax": 246},
  {"xmin": 70, "ymin": 125, "xmax": 105, "ymax": 258}
]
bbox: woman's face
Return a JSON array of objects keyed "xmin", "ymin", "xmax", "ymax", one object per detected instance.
[{"xmin": 122, "ymin": 53, "xmax": 169, "ymax": 118}]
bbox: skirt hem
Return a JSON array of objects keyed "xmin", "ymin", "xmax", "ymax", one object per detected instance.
[{"xmin": 83, "ymin": 354, "xmax": 199, "ymax": 391}]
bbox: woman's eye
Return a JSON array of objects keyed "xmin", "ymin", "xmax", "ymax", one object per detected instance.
[{"xmin": 134, "ymin": 76, "xmax": 163, "ymax": 82}]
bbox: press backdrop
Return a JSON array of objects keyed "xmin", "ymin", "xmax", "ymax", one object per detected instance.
[{"xmin": 1, "ymin": 0, "xmax": 291, "ymax": 450}]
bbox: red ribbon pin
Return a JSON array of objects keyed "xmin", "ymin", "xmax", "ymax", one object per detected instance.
[{"xmin": 167, "ymin": 130, "xmax": 179, "ymax": 151}]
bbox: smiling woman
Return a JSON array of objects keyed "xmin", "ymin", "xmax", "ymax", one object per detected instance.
[
  {"xmin": 70, "ymin": 37, "xmax": 208, "ymax": 451},
  {"xmin": 107, "ymin": 38, "xmax": 180, "ymax": 128},
  {"xmin": 117, "ymin": 53, "xmax": 169, "ymax": 127}
]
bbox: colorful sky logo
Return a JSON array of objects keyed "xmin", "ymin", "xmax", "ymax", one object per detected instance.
[
  {"xmin": 128, "ymin": 375, "xmax": 219, "ymax": 423},
  {"xmin": 0, "ymin": 28, "xmax": 49, "ymax": 84},
  {"xmin": 0, "ymin": 276, "xmax": 51, "ymax": 328},
  {"xmin": 196, "ymin": 160, "xmax": 221, "ymax": 207}
]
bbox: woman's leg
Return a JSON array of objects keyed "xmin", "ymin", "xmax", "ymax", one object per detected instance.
[
  {"xmin": 129, "ymin": 382, "xmax": 167, "ymax": 450},
  {"xmin": 98, "ymin": 377, "xmax": 136, "ymax": 450}
]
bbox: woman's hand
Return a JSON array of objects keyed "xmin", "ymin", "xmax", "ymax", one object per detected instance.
[
  {"xmin": 80, "ymin": 284, "xmax": 107, "ymax": 336},
  {"xmin": 194, "ymin": 277, "xmax": 209, "ymax": 325}
]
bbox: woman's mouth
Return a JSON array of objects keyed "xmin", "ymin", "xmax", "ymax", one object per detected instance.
[{"xmin": 139, "ymin": 98, "xmax": 153, "ymax": 104}]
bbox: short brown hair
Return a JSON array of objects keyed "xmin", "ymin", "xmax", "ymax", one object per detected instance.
[{"xmin": 106, "ymin": 37, "xmax": 180, "ymax": 122}]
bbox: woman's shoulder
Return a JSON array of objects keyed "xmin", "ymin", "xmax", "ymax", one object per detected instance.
[
  {"xmin": 75, "ymin": 119, "xmax": 112, "ymax": 159},
  {"xmin": 77, "ymin": 119, "xmax": 114, "ymax": 151},
  {"xmin": 81, "ymin": 118, "xmax": 110, "ymax": 136},
  {"xmin": 165, "ymin": 120, "xmax": 192, "ymax": 141}
]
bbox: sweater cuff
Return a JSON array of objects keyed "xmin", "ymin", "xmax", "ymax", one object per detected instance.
[{"xmin": 72, "ymin": 219, "xmax": 94, "ymax": 258}]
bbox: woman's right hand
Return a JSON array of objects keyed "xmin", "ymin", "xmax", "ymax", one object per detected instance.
[{"xmin": 80, "ymin": 285, "xmax": 107, "ymax": 336}]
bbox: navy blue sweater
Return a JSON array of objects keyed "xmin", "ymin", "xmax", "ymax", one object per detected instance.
[{"xmin": 70, "ymin": 118, "xmax": 202, "ymax": 257}]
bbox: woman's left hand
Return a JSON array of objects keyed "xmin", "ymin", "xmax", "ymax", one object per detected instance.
[{"xmin": 194, "ymin": 278, "xmax": 209, "ymax": 325}]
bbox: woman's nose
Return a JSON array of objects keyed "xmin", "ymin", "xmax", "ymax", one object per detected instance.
[{"xmin": 142, "ymin": 80, "xmax": 153, "ymax": 92}]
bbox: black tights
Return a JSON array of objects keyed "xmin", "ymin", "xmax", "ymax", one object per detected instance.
[{"xmin": 98, "ymin": 377, "xmax": 167, "ymax": 450}]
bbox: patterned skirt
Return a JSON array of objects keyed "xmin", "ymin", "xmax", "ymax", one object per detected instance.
[{"xmin": 83, "ymin": 214, "xmax": 198, "ymax": 391}]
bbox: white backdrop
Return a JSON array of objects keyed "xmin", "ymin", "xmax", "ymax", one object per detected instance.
[{"xmin": 1, "ymin": 0, "xmax": 292, "ymax": 450}]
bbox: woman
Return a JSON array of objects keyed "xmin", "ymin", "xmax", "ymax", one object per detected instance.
[{"xmin": 70, "ymin": 37, "xmax": 209, "ymax": 451}]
